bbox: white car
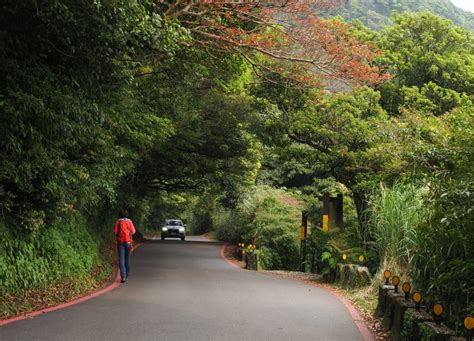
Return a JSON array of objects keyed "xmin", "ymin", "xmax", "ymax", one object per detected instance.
[{"xmin": 161, "ymin": 219, "xmax": 186, "ymax": 240}]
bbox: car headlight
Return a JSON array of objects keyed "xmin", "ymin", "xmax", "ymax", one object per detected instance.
[
  {"xmin": 162, "ymin": 227, "xmax": 168, "ymax": 231},
  {"xmin": 179, "ymin": 228, "xmax": 185, "ymax": 232}
]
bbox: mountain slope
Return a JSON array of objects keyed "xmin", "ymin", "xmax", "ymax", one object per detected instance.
[{"xmin": 327, "ymin": 0, "xmax": 474, "ymax": 32}]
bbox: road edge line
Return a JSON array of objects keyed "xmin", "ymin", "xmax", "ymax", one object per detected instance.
[{"xmin": 0, "ymin": 243, "xmax": 144, "ymax": 326}]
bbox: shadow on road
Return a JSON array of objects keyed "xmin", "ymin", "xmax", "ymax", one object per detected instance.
[{"xmin": 144, "ymin": 235, "xmax": 223, "ymax": 246}]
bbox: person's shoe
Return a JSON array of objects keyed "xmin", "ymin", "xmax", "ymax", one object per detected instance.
[{"xmin": 121, "ymin": 278, "xmax": 126, "ymax": 283}]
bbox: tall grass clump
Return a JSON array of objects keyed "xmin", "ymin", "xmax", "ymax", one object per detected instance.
[{"xmin": 368, "ymin": 182, "xmax": 431, "ymax": 277}]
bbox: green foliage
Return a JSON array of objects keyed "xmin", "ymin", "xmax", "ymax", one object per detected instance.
[
  {"xmin": 409, "ymin": 179, "xmax": 474, "ymax": 329},
  {"xmin": 0, "ymin": 0, "xmax": 472, "ymax": 331},
  {"xmin": 368, "ymin": 183, "xmax": 431, "ymax": 270},
  {"xmin": 375, "ymin": 12, "xmax": 474, "ymax": 115},
  {"xmin": 419, "ymin": 322, "xmax": 438, "ymax": 340},
  {"xmin": 0, "ymin": 0, "xmax": 178, "ymax": 228},
  {"xmin": 401, "ymin": 309, "xmax": 417, "ymax": 340},
  {"xmin": 307, "ymin": 228, "xmax": 366, "ymax": 281},
  {"xmin": 328, "ymin": 0, "xmax": 474, "ymax": 32},
  {"xmin": 254, "ymin": 10, "xmax": 473, "ymax": 329},
  {"xmin": 0, "ymin": 214, "xmax": 101, "ymax": 295},
  {"xmin": 215, "ymin": 185, "xmax": 301, "ymax": 270},
  {"xmin": 260, "ymin": 86, "xmax": 394, "ymax": 230},
  {"xmin": 319, "ymin": 245, "xmax": 340, "ymax": 280}
]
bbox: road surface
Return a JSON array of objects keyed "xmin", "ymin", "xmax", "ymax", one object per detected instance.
[{"xmin": 0, "ymin": 237, "xmax": 366, "ymax": 340}]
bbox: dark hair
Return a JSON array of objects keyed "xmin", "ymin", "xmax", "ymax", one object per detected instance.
[{"xmin": 118, "ymin": 208, "xmax": 129, "ymax": 219}]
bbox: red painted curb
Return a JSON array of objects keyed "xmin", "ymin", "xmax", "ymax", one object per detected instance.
[
  {"xmin": 323, "ymin": 288, "xmax": 374, "ymax": 341},
  {"xmin": 0, "ymin": 243, "xmax": 144, "ymax": 327},
  {"xmin": 219, "ymin": 244, "xmax": 242, "ymax": 269}
]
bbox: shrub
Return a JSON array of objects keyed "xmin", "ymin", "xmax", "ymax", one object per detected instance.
[
  {"xmin": 409, "ymin": 179, "xmax": 474, "ymax": 331},
  {"xmin": 214, "ymin": 185, "xmax": 301, "ymax": 270}
]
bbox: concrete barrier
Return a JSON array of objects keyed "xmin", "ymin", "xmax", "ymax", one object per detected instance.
[
  {"xmin": 383, "ymin": 290, "xmax": 404, "ymax": 330},
  {"xmin": 337, "ymin": 263, "xmax": 371, "ymax": 288},
  {"xmin": 390, "ymin": 296, "xmax": 415, "ymax": 341},
  {"xmin": 402, "ymin": 309, "xmax": 432, "ymax": 340},
  {"xmin": 419, "ymin": 321, "xmax": 456, "ymax": 341},
  {"xmin": 375, "ymin": 275, "xmax": 462, "ymax": 340},
  {"xmin": 376, "ymin": 284, "xmax": 395, "ymax": 318}
]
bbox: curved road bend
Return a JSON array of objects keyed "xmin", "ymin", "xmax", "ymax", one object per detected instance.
[{"xmin": 1, "ymin": 237, "xmax": 366, "ymax": 340}]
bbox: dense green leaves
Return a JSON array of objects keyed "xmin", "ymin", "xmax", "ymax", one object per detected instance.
[
  {"xmin": 328, "ymin": 0, "xmax": 474, "ymax": 32},
  {"xmin": 376, "ymin": 13, "xmax": 474, "ymax": 114}
]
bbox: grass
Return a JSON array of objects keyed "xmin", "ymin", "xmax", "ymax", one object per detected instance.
[
  {"xmin": 368, "ymin": 183, "xmax": 430, "ymax": 284},
  {"xmin": 342, "ymin": 286, "xmax": 378, "ymax": 315},
  {"xmin": 0, "ymin": 236, "xmax": 116, "ymax": 320}
]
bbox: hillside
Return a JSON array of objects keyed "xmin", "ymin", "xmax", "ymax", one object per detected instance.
[{"xmin": 327, "ymin": 0, "xmax": 474, "ymax": 31}]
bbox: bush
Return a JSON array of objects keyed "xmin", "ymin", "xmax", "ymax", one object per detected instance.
[
  {"xmin": 215, "ymin": 185, "xmax": 301, "ymax": 270},
  {"xmin": 409, "ymin": 179, "xmax": 474, "ymax": 331}
]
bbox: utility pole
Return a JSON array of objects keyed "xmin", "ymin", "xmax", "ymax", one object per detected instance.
[
  {"xmin": 300, "ymin": 210, "xmax": 308, "ymax": 272},
  {"xmin": 322, "ymin": 193, "xmax": 330, "ymax": 232}
]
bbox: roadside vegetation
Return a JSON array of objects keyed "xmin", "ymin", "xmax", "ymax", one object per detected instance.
[
  {"xmin": 1, "ymin": 0, "xmax": 472, "ymax": 334},
  {"xmin": 211, "ymin": 11, "xmax": 474, "ymax": 332}
]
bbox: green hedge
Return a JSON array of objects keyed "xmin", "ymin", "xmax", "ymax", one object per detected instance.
[{"xmin": 215, "ymin": 185, "xmax": 301, "ymax": 270}]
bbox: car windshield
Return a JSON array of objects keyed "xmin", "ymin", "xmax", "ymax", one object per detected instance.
[{"xmin": 166, "ymin": 220, "xmax": 183, "ymax": 226}]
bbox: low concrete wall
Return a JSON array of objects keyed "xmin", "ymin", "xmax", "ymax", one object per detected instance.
[
  {"xmin": 374, "ymin": 282, "xmax": 463, "ymax": 340},
  {"xmin": 337, "ymin": 263, "xmax": 371, "ymax": 288}
]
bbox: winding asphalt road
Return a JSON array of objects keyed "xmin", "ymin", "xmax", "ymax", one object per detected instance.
[{"xmin": 1, "ymin": 237, "xmax": 366, "ymax": 340}]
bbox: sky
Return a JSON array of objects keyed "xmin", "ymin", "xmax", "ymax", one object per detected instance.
[{"xmin": 451, "ymin": 0, "xmax": 474, "ymax": 12}]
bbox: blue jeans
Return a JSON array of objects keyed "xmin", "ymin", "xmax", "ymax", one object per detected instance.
[{"xmin": 118, "ymin": 242, "xmax": 132, "ymax": 280}]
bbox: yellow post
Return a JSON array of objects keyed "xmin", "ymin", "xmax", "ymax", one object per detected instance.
[{"xmin": 322, "ymin": 214, "xmax": 329, "ymax": 232}]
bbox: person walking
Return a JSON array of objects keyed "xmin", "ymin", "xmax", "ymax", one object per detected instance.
[{"xmin": 114, "ymin": 209, "xmax": 136, "ymax": 283}]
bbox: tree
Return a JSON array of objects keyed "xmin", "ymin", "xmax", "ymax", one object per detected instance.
[
  {"xmin": 256, "ymin": 86, "xmax": 394, "ymax": 231},
  {"xmin": 375, "ymin": 12, "xmax": 474, "ymax": 114},
  {"xmin": 158, "ymin": 0, "xmax": 389, "ymax": 87}
]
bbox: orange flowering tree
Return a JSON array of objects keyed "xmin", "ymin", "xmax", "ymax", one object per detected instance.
[{"xmin": 158, "ymin": 0, "xmax": 390, "ymax": 87}]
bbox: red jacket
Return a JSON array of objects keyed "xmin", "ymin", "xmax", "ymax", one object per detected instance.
[{"xmin": 114, "ymin": 218, "xmax": 136, "ymax": 243}]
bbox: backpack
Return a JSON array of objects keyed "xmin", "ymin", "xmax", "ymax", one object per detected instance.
[{"xmin": 117, "ymin": 219, "xmax": 132, "ymax": 243}]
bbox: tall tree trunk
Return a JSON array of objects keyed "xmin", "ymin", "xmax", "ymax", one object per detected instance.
[
  {"xmin": 352, "ymin": 191, "xmax": 370, "ymax": 247},
  {"xmin": 210, "ymin": 193, "xmax": 217, "ymax": 231}
]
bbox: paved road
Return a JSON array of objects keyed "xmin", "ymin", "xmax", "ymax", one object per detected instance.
[{"xmin": 0, "ymin": 238, "xmax": 365, "ymax": 340}]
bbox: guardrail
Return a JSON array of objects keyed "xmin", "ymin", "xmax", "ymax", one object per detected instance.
[{"xmin": 376, "ymin": 269, "xmax": 473, "ymax": 341}]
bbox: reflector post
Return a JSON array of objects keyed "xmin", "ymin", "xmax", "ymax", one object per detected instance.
[
  {"xmin": 392, "ymin": 276, "xmax": 400, "ymax": 292},
  {"xmin": 464, "ymin": 315, "xmax": 473, "ymax": 331},
  {"xmin": 384, "ymin": 270, "xmax": 391, "ymax": 285},
  {"xmin": 433, "ymin": 303, "xmax": 444, "ymax": 325},
  {"xmin": 412, "ymin": 292, "xmax": 422, "ymax": 310},
  {"xmin": 402, "ymin": 282, "xmax": 411, "ymax": 300}
]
